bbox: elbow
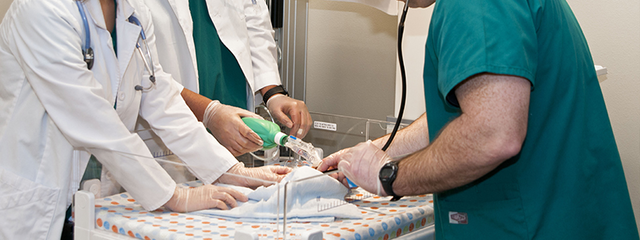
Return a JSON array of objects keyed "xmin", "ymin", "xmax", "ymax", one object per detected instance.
[
  {"xmin": 484, "ymin": 129, "xmax": 526, "ymax": 166},
  {"xmin": 498, "ymin": 136, "xmax": 524, "ymax": 160}
]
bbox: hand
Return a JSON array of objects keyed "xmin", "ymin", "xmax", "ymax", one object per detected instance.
[
  {"xmin": 164, "ymin": 185, "xmax": 249, "ymax": 212},
  {"xmin": 317, "ymin": 148, "xmax": 350, "ymax": 172},
  {"xmin": 217, "ymin": 163, "xmax": 292, "ymax": 188},
  {"xmin": 316, "ymin": 148, "xmax": 350, "ymax": 186},
  {"xmin": 266, "ymin": 94, "xmax": 312, "ymax": 138},
  {"xmin": 337, "ymin": 140, "xmax": 392, "ymax": 196},
  {"xmin": 203, "ymin": 100, "xmax": 264, "ymax": 156}
]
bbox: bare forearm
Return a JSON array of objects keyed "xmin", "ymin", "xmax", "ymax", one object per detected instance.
[
  {"xmin": 392, "ymin": 114, "xmax": 508, "ymax": 196},
  {"xmin": 181, "ymin": 88, "xmax": 212, "ymax": 121},
  {"xmin": 372, "ymin": 113, "xmax": 429, "ymax": 159},
  {"xmin": 391, "ymin": 74, "xmax": 531, "ymax": 196}
]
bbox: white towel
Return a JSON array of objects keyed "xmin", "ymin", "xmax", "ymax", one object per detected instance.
[{"xmin": 194, "ymin": 166, "xmax": 361, "ymax": 222}]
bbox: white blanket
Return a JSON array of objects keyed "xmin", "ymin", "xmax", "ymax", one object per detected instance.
[{"xmin": 194, "ymin": 166, "xmax": 361, "ymax": 222}]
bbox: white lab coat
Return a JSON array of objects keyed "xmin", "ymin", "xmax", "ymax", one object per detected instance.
[
  {"xmin": 144, "ymin": 0, "xmax": 282, "ymax": 110},
  {"xmin": 0, "ymin": 0, "xmax": 237, "ymax": 239}
]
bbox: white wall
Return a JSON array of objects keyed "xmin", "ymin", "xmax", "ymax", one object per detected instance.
[
  {"xmin": 398, "ymin": 0, "xmax": 640, "ymax": 232},
  {"xmin": 307, "ymin": 1, "xmax": 398, "ymax": 121},
  {"xmin": 393, "ymin": 5, "xmax": 431, "ymax": 121},
  {"xmin": 566, "ymin": 0, "xmax": 640, "ymax": 231}
]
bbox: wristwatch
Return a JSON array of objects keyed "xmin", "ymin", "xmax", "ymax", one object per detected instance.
[
  {"xmin": 379, "ymin": 161, "xmax": 403, "ymax": 201},
  {"xmin": 262, "ymin": 85, "xmax": 289, "ymax": 104}
]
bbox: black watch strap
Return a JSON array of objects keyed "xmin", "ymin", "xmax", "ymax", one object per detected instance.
[
  {"xmin": 379, "ymin": 161, "xmax": 403, "ymax": 201},
  {"xmin": 262, "ymin": 85, "xmax": 289, "ymax": 103}
]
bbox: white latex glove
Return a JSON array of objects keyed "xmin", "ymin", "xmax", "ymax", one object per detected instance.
[
  {"xmin": 316, "ymin": 148, "xmax": 351, "ymax": 186},
  {"xmin": 316, "ymin": 148, "xmax": 350, "ymax": 173},
  {"xmin": 266, "ymin": 94, "xmax": 312, "ymax": 138},
  {"xmin": 337, "ymin": 140, "xmax": 392, "ymax": 196},
  {"xmin": 164, "ymin": 185, "xmax": 249, "ymax": 212},
  {"xmin": 203, "ymin": 100, "xmax": 264, "ymax": 156},
  {"xmin": 216, "ymin": 163, "xmax": 293, "ymax": 189}
]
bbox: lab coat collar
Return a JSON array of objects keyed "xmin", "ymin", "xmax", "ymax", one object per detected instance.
[
  {"xmin": 166, "ymin": 0, "xmax": 193, "ymax": 40},
  {"xmin": 166, "ymin": 0, "xmax": 199, "ymax": 83},
  {"xmin": 81, "ymin": 0, "xmax": 138, "ymax": 71},
  {"xmin": 115, "ymin": 0, "xmax": 141, "ymax": 76},
  {"xmin": 118, "ymin": 0, "xmax": 136, "ymax": 21},
  {"xmin": 166, "ymin": 0, "xmax": 183, "ymax": 20},
  {"xmin": 83, "ymin": 0, "xmax": 134, "ymax": 30},
  {"xmin": 84, "ymin": 0, "xmax": 107, "ymax": 31}
]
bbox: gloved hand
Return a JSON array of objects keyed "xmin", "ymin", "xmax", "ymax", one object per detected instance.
[
  {"xmin": 315, "ymin": 148, "xmax": 350, "ymax": 186},
  {"xmin": 336, "ymin": 140, "xmax": 392, "ymax": 196},
  {"xmin": 216, "ymin": 163, "xmax": 292, "ymax": 189},
  {"xmin": 164, "ymin": 185, "xmax": 249, "ymax": 212},
  {"xmin": 266, "ymin": 94, "xmax": 312, "ymax": 138},
  {"xmin": 203, "ymin": 100, "xmax": 264, "ymax": 156},
  {"xmin": 317, "ymin": 148, "xmax": 350, "ymax": 173}
]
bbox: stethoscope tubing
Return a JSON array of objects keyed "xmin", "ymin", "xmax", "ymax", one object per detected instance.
[
  {"xmin": 76, "ymin": 1, "xmax": 91, "ymax": 52},
  {"xmin": 381, "ymin": 0, "xmax": 410, "ymax": 151},
  {"xmin": 75, "ymin": 1, "xmax": 156, "ymax": 90}
]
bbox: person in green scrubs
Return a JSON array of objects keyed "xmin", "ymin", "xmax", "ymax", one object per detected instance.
[
  {"xmin": 188, "ymin": 0, "xmax": 250, "ymax": 111},
  {"xmin": 144, "ymin": 0, "xmax": 312, "ymax": 157},
  {"xmin": 318, "ymin": 0, "xmax": 639, "ymax": 238}
]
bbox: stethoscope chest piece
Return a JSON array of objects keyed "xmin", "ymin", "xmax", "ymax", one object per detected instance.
[
  {"xmin": 75, "ymin": 1, "xmax": 157, "ymax": 90},
  {"xmin": 83, "ymin": 47, "xmax": 94, "ymax": 70},
  {"xmin": 76, "ymin": 0, "xmax": 94, "ymax": 70}
]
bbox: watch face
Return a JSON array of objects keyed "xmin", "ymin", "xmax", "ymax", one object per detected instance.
[{"xmin": 380, "ymin": 167, "xmax": 394, "ymax": 178}]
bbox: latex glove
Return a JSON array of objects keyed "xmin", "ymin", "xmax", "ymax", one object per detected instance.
[
  {"xmin": 203, "ymin": 100, "xmax": 264, "ymax": 156},
  {"xmin": 164, "ymin": 185, "xmax": 249, "ymax": 212},
  {"xmin": 316, "ymin": 148, "xmax": 350, "ymax": 172},
  {"xmin": 216, "ymin": 163, "xmax": 293, "ymax": 189},
  {"xmin": 315, "ymin": 148, "xmax": 351, "ymax": 187},
  {"xmin": 266, "ymin": 94, "xmax": 312, "ymax": 138},
  {"xmin": 337, "ymin": 140, "xmax": 392, "ymax": 196}
]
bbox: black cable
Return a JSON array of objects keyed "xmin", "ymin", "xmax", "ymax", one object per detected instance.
[{"xmin": 382, "ymin": 1, "xmax": 410, "ymax": 151}]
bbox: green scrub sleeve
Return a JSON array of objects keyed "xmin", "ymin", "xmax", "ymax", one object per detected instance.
[{"xmin": 431, "ymin": 0, "xmax": 537, "ymax": 107}]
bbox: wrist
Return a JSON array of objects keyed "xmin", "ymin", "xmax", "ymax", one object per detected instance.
[
  {"xmin": 379, "ymin": 161, "xmax": 403, "ymax": 201},
  {"xmin": 227, "ymin": 162, "xmax": 244, "ymax": 173},
  {"xmin": 202, "ymin": 100, "xmax": 221, "ymax": 129},
  {"xmin": 262, "ymin": 85, "xmax": 289, "ymax": 104},
  {"xmin": 266, "ymin": 94, "xmax": 287, "ymax": 109},
  {"xmin": 219, "ymin": 162, "xmax": 245, "ymax": 181},
  {"xmin": 164, "ymin": 187, "xmax": 185, "ymax": 212}
]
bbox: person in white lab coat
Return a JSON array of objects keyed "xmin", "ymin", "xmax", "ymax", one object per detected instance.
[
  {"xmin": 0, "ymin": 0, "xmax": 291, "ymax": 239},
  {"xmin": 144, "ymin": 0, "xmax": 312, "ymax": 156}
]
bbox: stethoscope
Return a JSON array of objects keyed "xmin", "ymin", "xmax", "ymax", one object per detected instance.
[
  {"xmin": 75, "ymin": 0, "xmax": 156, "ymax": 91},
  {"xmin": 381, "ymin": 0, "xmax": 410, "ymax": 151}
]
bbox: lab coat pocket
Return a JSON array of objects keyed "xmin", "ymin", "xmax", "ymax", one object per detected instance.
[
  {"xmin": 438, "ymin": 197, "xmax": 528, "ymax": 240},
  {"xmin": 0, "ymin": 169, "xmax": 60, "ymax": 240}
]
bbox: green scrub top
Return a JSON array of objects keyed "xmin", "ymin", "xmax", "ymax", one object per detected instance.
[
  {"xmin": 189, "ymin": 0, "xmax": 247, "ymax": 109},
  {"xmin": 422, "ymin": 0, "xmax": 638, "ymax": 239}
]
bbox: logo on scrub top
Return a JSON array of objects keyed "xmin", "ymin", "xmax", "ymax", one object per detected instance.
[{"xmin": 449, "ymin": 211, "xmax": 468, "ymax": 224}]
